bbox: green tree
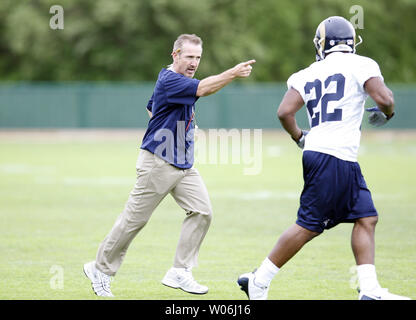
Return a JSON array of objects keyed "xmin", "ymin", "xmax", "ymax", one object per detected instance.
[{"xmin": 0, "ymin": 0, "xmax": 415, "ymax": 82}]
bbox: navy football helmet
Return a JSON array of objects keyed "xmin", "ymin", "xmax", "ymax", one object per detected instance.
[{"xmin": 313, "ymin": 16, "xmax": 362, "ymax": 61}]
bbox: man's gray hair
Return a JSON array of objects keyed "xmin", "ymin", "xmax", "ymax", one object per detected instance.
[{"xmin": 172, "ymin": 34, "xmax": 203, "ymax": 53}]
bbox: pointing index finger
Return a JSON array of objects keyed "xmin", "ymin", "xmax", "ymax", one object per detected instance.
[{"xmin": 243, "ymin": 59, "xmax": 256, "ymax": 66}]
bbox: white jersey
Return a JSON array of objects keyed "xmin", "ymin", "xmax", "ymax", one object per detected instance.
[{"xmin": 287, "ymin": 52, "xmax": 383, "ymax": 162}]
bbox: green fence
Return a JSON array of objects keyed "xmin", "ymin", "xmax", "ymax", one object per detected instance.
[{"xmin": 0, "ymin": 82, "xmax": 414, "ymax": 129}]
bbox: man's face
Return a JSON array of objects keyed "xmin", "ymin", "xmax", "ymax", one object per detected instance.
[{"xmin": 172, "ymin": 41, "xmax": 202, "ymax": 78}]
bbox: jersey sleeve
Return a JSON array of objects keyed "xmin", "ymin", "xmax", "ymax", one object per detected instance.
[
  {"xmin": 354, "ymin": 57, "xmax": 384, "ymax": 89},
  {"xmin": 287, "ymin": 70, "xmax": 307, "ymax": 103},
  {"xmin": 146, "ymin": 93, "xmax": 154, "ymax": 112},
  {"xmin": 163, "ymin": 71, "xmax": 200, "ymax": 106}
]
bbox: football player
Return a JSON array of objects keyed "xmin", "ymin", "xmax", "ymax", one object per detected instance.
[{"xmin": 238, "ymin": 16, "xmax": 410, "ymax": 300}]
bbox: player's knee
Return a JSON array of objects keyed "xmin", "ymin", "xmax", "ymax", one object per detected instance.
[
  {"xmin": 368, "ymin": 215, "xmax": 378, "ymax": 228},
  {"xmin": 357, "ymin": 215, "xmax": 378, "ymax": 230},
  {"xmin": 302, "ymin": 227, "xmax": 320, "ymax": 242},
  {"xmin": 365, "ymin": 215, "xmax": 378, "ymax": 226}
]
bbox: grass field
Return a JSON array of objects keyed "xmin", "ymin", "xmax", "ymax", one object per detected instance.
[{"xmin": 0, "ymin": 129, "xmax": 415, "ymax": 300}]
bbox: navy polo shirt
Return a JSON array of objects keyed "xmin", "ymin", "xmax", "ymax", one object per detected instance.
[{"xmin": 141, "ymin": 68, "xmax": 200, "ymax": 169}]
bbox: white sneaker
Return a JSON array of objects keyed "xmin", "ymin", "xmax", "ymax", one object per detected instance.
[
  {"xmin": 237, "ymin": 271, "xmax": 269, "ymax": 300},
  {"xmin": 83, "ymin": 261, "xmax": 114, "ymax": 297},
  {"xmin": 359, "ymin": 287, "xmax": 411, "ymax": 300},
  {"xmin": 162, "ymin": 267, "xmax": 208, "ymax": 294}
]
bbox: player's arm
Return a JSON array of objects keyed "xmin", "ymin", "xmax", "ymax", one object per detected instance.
[
  {"xmin": 277, "ymin": 87, "xmax": 305, "ymax": 142},
  {"xmin": 364, "ymin": 77, "xmax": 395, "ymax": 117},
  {"xmin": 147, "ymin": 110, "xmax": 152, "ymax": 118},
  {"xmin": 196, "ymin": 60, "xmax": 256, "ymax": 97}
]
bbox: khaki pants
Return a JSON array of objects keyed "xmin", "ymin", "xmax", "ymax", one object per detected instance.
[{"xmin": 96, "ymin": 149, "xmax": 213, "ymax": 276}]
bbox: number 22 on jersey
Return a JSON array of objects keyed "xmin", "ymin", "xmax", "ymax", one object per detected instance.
[{"xmin": 304, "ymin": 73, "xmax": 345, "ymax": 127}]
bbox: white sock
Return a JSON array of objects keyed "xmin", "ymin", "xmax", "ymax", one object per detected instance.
[
  {"xmin": 356, "ymin": 264, "xmax": 381, "ymax": 292},
  {"xmin": 254, "ymin": 258, "xmax": 280, "ymax": 287}
]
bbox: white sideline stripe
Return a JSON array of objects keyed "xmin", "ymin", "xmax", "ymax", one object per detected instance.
[
  {"xmin": 0, "ymin": 163, "xmax": 55, "ymax": 174},
  {"xmin": 210, "ymin": 190, "xmax": 298, "ymax": 200},
  {"xmin": 32, "ymin": 177, "xmax": 404, "ymax": 202},
  {"xmin": 210, "ymin": 190, "xmax": 402, "ymax": 201},
  {"xmin": 266, "ymin": 146, "xmax": 282, "ymax": 157},
  {"xmin": 63, "ymin": 177, "xmax": 134, "ymax": 186},
  {"xmin": 34, "ymin": 176, "xmax": 134, "ymax": 186}
]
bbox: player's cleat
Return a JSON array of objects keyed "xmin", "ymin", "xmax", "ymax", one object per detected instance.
[
  {"xmin": 161, "ymin": 267, "xmax": 208, "ymax": 294},
  {"xmin": 83, "ymin": 261, "xmax": 114, "ymax": 297},
  {"xmin": 237, "ymin": 271, "xmax": 269, "ymax": 300},
  {"xmin": 358, "ymin": 287, "xmax": 411, "ymax": 300}
]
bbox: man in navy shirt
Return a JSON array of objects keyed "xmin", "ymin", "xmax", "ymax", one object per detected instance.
[
  {"xmin": 84, "ymin": 34, "xmax": 255, "ymax": 296},
  {"xmin": 140, "ymin": 67, "xmax": 199, "ymax": 169}
]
